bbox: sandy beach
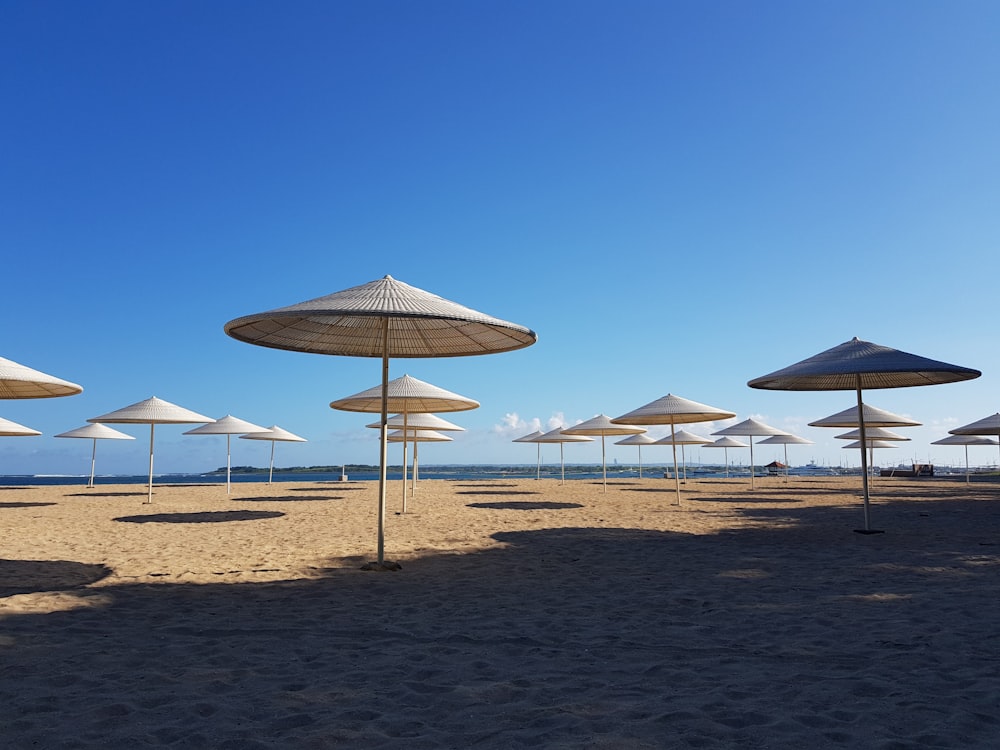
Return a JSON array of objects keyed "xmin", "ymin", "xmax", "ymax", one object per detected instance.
[{"xmin": 2, "ymin": 475, "xmax": 999, "ymax": 748}]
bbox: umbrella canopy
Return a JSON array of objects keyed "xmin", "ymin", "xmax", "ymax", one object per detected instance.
[
  {"xmin": 612, "ymin": 394, "xmax": 735, "ymax": 504},
  {"xmin": 561, "ymin": 415, "xmax": 644, "ymax": 492},
  {"xmin": 749, "ymin": 337, "xmax": 979, "ymax": 532},
  {"xmin": 701, "ymin": 436, "xmax": 749, "ymax": 478},
  {"xmin": 332, "ymin": 374, "xmax": 478, "ymax": 514},
  {"xmin": 184, "ymin": 415, "xmax": 267, "ymax": 495},
  {"xmin": 534, "ymin": 426, "xmax": 594, "ymax": 484},
  {"xmin": 239, "ymin": 425, "xmax": 307, "ymax": 484},
  {"xmin": 712, "ymin": 418, "xmax": 789, "ymax": 489},
  {"xmin": 757, "ymin": 433, "xmax": 814, "ymax": 481},
  {"xmin": 834, "ymin": 427, "xmax": 910, "ymax": 441},
  {"xmin": 950, "ymin": 413, "xmax": 1000, "ymax": 468},
  {"xmin": 931, "ymin": 434, "xmax": 999, "ymax": 485},
  {"xmin": 614, "ymin": 432, "xmax": 656, "ymax": 478},
  {"xmin": 513, "ymin": 429, "xmax": 545, "ymax": 480},
  {"xmin": 652, "ymin": 428, "xmax": 711, "ymax": 482},
  {"xmin": 0, "ymin": 356, "xmax": 82, "ymax": 399},
  {"xmin": 89, "ymin": 396, "xmax": 214, "ymax": 504},
  {"xmin": 54, "ymin": 423, "xmax": 135, "ymax": 488},
  {"xmin": 842, "ymin": 440, "xmax": 898, "ymax": 450},
  {"xmin": 365, "ymin": 413, "xmax": 464, "ymax": 432},
  {"xmin": 226, "ymin": 275, "xmax": 535, "ymax": 571},
  {"xmin": 0, "ymin": 415, "xmax": 42, "ymax": 436},
  {"xmin": 809, "ymin": 404, "xmax": 921, "ymax": 428}
]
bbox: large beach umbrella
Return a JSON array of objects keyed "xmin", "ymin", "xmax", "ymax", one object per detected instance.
[
  {"xmin": 533, "ymin": 426, "xmax": 594, "ymax": 484},
  {"xmin": 0, "ymin": 356, "xmax": 82, "ymax": 399},
  {"xmin": 513, "ymin": 429, "xmax": 545, "ymax": 480},
  {"xmin": 931, "ymin": 434, "xmax": 999, "ymax": 484},
  {"xmin": 387, "ymin": 428, "xmax": 453, "ymax": 491},
  {"xmin": 749, "ymin": 337, "xmax": 980, "ymax": 532},
  {"xmin": 561, "ymin": 415, "xmax": 644, "ymax": 492},
  {"xmin": 712, "ymin": 418, "xmax": 789, "ymax": 490},
  {"xmin": 652, "ymin": 428, "xmax": 712, "ymax": 482},
  {"xmin": 239, "ymin": 425, "xmax": 307, "ymax": 485},
  {"xmin": 54, "ymin": 423, "xmax": 135, "ymax": 488},
  {"xmin": 89, "ymin": 396, "xmax": 214, "ymax": 504},
  {"xmin": 950, "ymin": 413, "xmax": 1000, "ymax": 469},
  {"xmin": 367, "ymin": 413, "xmax": 464, "ymax": 494},
  {"xmin": 613, "ymin": 394, "xmax": 736, "ymax": 505},
  {"xmin": 184, "ymin": 415, "xmax": 267, "ymax": 495},
  {"xmin": 332, "ymin": 374, "xmax": 478, "ymax": 514},
  {"xmin": 614, "ymin": 432, "xmax": 657, "ymax": 478},
  {"xmin": 226, "ymin": 275, "xmax": 535, "ymax": 570},
  {"xmin": 756, "ymin": 433, "xmax": 814, "ymax": 482},
  {"xmin": 701, "ymin": 436, "xmax": 749, "ymax": 478},
  {"xmin": 0, "ymin": 415, "xmax": 42, "ymax": 436}
]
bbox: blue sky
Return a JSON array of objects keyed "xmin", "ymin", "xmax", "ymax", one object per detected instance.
[{"xmin": 2, "ymin": 1, "xmax": 999, "ymax": 476}]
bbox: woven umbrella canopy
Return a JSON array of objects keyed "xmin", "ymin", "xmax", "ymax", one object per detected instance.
[
  {"xmin": 950, "ymin": 413, "xmax": 1000, "ymax": 469},
  {"xmin": 184, "ymin": 415, "xmax": 267, "ymax": 495},
  {"xmin": 613, "ymin": 394, "xmax": 736, "ymax": 505},
  {"xmin": 809, "ymin": 404, "xmax": 921, "ymax": 428},
  {"xmin": 533, "ymin": 426, "xmax": 594, "ymax": 484},
  {"xmin": 0, "ymin": 356, "xmax": 82, "ymax": 399},
  {"xmin": 757, "ymin": 433, "xmax": 814, "ymax": 482},
  {"xmin": 227, "ymin": 276, "xmax": 535, "ymax": 570},
  {"xmin": 614, "ymin": 432, "xmax": 657, "ymax": 478},
  {"xmin": 89, "ymin": 396, "xmax": 214, "ymax": 504},
  {"xmin": 367, "ymin": 413, "xmax": 464, "ymax": 494},
  {"xmin": 701, "ymin": 436, "xmax": 749, "ymax": 478},
  {"xmin": 54, "ymin": 423, "xmax": 135, "ymax": 488},
  {"xmin": 239, "ymin": 425, "xmax": 307, "ymax": 485},
  {"xmin": 561, "ymin": 415, "xmax": 644, "ymax": 492},
  {"xmin": 931, "ymin": 434, "xmax": 999, "ymax": 485},
  {"xmin": 712, "ymin": 418, "xmax": 789, "ymax": 490},
  {"xmin": 834, "ymin": 426, "xmax": 911, "ymax": 441},
  {"xmin": 749, "ymin": 337, "xmax": 980, "ymax": 532},
  {"xmin": 652, "ymin": 428, "xmax": 712, "ymax": 482},
  {"xmin": 332, "ymin": 374, "xmax": 478, "ymax": 515},
  {"xmin": 513, "ymin": 429, "xmax": 545, "ymax": 480},
  {"xmin": 0, "ymin": 415, "xmax": 42, "ymax": 436}
]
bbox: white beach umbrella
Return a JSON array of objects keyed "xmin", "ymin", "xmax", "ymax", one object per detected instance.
[
  {"xmin": 950, "ymin": 413, "xmax": 1000, "ymax": 469},
  {"xmin": 756, "ymin": 433, "xmax": 814, "ymax": 482},
  {"xmin": 612, "ymin": 394, "xmax": 735, "ymax": 505},
  {"xmin": 54, "ymin": 423, "xmax": 135, "ymax": 488},
  {"xmin": 387, "ymin": 428, "xmax": 453, "ymax": 491},
  {"xmin": 366, "ymin": 413, "xmax": 464, "ymax": 495},
  {"xmin": 0, "ymin": 356, "xmax": 83, "ymax": 399},
  {"xmin": 561, "ymin": 415, "xmax": 644, "ymax": 492},
  {"xmin": 614, "ymin": 432, "xmax": 656, "ymax": 478},
  {"xmin": 332, "ymin": 374, "xmax": 478, "ymax": 514},
  {"xmin": 833, "ymin": 427, "xmax": 911, "ymax": 441},
  {"xmin": 652, "ymin": 429, "xmax": 712, "ymax": 482},
  {"xmin": 0, "ymin": 415, "xmax": 42, "ymax": 436},
  {"xmin": 712, "ymin": 418, "xmax": 789, "ymax": 490},
  {"xmin": 89, "ymin": 396, "xmax": 214, "ymax": 504},
  {"xmin": 513, "ymin": 429, "xmax": 545, "ymax": 480},
  {"xmin": 239, "ymin": 425, "xmax": 307, "ymax": 485},
  {"xmin": 749, "ymin": 337, "xmax": 979, "ymax": 533},
  {"xmin": 842, "ymin": 440, "xmax": 898, "ymax": 450},
  {"xmin": 701, "ymin": 436, "xmax": 749, "ymax": 478},
  {"xmin": 184, "ymin": 415, "xmax": 267, "ymax": 495},
  {"xmin": 533, "ymin": 426, "xmax": 594, "ymax": 484},
  {"xmin": 931, "ymin": 434, "xmax": 999, "ymax": 485},
  {"xmin": 809, "ymin": 404, "xmax": 921, "ymax": 428}
]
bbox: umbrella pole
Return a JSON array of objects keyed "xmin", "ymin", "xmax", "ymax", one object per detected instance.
[
  {"xmin": 749, "ymin": 439, "xmax": 755, "ymax": 490},
  {"xmin": 146, "ymin": 424, "xmax": 155, "ymax": 504},
  {"xmin": 412, "ymin": 440, "xmax": 419, "ymax": 495},
  {"xmin": 560, "ymin": 443, "xmax": 565, "ymax": 485},
  {"xmin": 536, "ymin": 443, "xmax": 540, "ymax": 480},
  {"xmin": 681, "ymin": 445, "xmax": 687, "ymax": 483},
  {"xmin": 724, "ymin": 447, "xmax": 729, "ymax": 478},
  {"xmin": 401, "ymin": 412, "xmax": 409, "ymax": 513},
  {"xmin": 784, "ymin": 445, "xmax": 789, "ymax": 483},
  {"xmin": 638, "ymin": 445, "xmax": 642, "ymax": 479},
  {"xmin": 376, "ymin": 324, "xmax": 389, "ymax": 566},
  {"xmin": 227, "ymin": 434, "xmax": 232, "ymax": 495},
  {"xmin": 855, "ymin": 377, "xmax": 874, "ymax": 532},
  {"xmin": 268, "ymin": 440, "xmax": 275, "ymax": 485},
  {"xmin": 89, "ymin": 438, "xmax": 97, "ymax": 488},
  {"xmin": 602, "ymin": 435, "xmax": 607, "ymax": 492},
  {"xmin": 670, "ymin": 423, "xmax": 681, "ymax": 505},
  {"xmin": 965, "ymin": 444, "xmax": 970, "ymax": 485}
]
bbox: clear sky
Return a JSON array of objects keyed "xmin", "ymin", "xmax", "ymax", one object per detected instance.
[{"xmin": 2, "ymin": 1, "xmax": 998, "ymax": 476}]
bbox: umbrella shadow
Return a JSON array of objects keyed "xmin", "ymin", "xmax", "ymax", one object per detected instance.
[
  {"xmin": 0, "ymin": 558, "xmax": 112, "ymax": 597},
  {"xmin": 67, "ymin": 491, "xmax": 151, "ymax": 498},
  {"xmin": 455, "ymin": 489, "xmax": 543, "ymax": 497},
  {"xmin": 453, "ymin": 483, "xmax": 520, "ymax": 488},
  {"xmin": 0, "ymin": 501, "xmax": 58, "ymax": 508},
  {"xmin": 466, "ymin": 501, "xmax": 584, "ymax": 510},
  {"xmin": 238, "ymin": 495, "xmax": 344, "ymax": 503},
  {"xmin": 114, "ymin": 510, "xmax": 285, "ymax": 524},
  {"xmin": 0, "ymin": 486, "xmax": 35, "ymax": 491}
]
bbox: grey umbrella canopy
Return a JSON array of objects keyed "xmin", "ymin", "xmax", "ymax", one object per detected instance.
[
  {"xmin": 749, "ymin": 337, "xmax": 980, "ymax": 533},
  {"xmin": 0, "ymin": 415, "xmax": 42, "ymax": 436},
  {"xmin": 757, "ymin": 433, "xmax": 814, "ymax": 481},
  {"xmin": 239, "ymin": 425, "xmax": 307, "ymax": 485},
  {"xmin": 712, "ymin": 418, "xmax": 789, "ymax": 490},
  {"xmin": 652, "ymin": 429, "xmax": 712, "ymax": 482},
  {"xmin": 332, "ymin": 374, "xmax": 478, "ymax": 515},
  {"xmin": 513, "ymin": 429, "xmax": 546, "ymax": 480},
  {"xmin": 0, "ymin": 356, "xmax": 83, "ymax": 399},
  {"xmin": 533, "ymin": 426, "xmax": 594, "ymax": 484},
  {"xmin": 615, "ymin": 432, "xmax": 657, "ymax": 478},
  {"xmin": 613, "ymin": 394, "xmax": 735, "ymax": 505},
  {"xmin": 950, "ymin": 413, "xmax": 1000, "ymax": 469},
  {"xmin": 931, "ymin": 434, "xmax": 999, "ymax": 484},
  {"xmin": 226, "ymin": 275, "xmax": 535, "ymax": 571},
  {"xmin": 185, "ymin": 415, "xmax": 267, "ymax": 495},
  {"xmin": 54, "ymin": 423, "xmax": 135, "ymax": 488},
  {"xmin": 561, "ymin": 415, "xmax": 644, "ymax": 492},
  {"xmin": 702, "ymin": 436, "xmax": 749, "ymax": 478},
  {"xmin": 89, "ymin": 396, "xmax": 214, "ymax": 504}
]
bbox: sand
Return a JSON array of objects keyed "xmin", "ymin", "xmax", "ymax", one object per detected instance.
[{"xmin": 1, "ymin": 474, "xmax": 999, "ymax": 748}]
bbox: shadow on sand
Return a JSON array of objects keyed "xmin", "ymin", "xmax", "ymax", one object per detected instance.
[{"xmin": 114, "ymin": 510, "xmax": 285, "ymax": 524}]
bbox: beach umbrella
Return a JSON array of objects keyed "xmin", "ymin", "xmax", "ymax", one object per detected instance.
[
  {"xmin": 533, "ymin": 426, "xmax": 594, "ymax": 484},
  {"xmin": 809, "ymin": 404, "xmax": 921, "ymax": 429},
  {"xmin": 757, "ymin": 433, "xmax": 814, "ymax": 482},
  {"xmin": 513, "ymin": 429, "xmax": 545, "ymax": 480},
  {"xmin": 184, "ymin": 415, "xmax": 267, "ymax": 495},
  {"xmin": 54, "ymin": 423, "xmax": 135, "ymax": 488},
  {"xmin": 931, "ymin": 434, "xmax": 999, "ymax": 485},
  {"xmin": 239, "ymin": 425, "xmax": 307, "ymax": 485},
  {"xmin": 614, "ymin": 432, "xmax": 657, "ymax": 478},
  {"xmin": 712, "ymin": 418, "xmax": 789, "ymax": 490},
  {"xmin": 749, "ymin": 337, "xmax": 980, "ymax": 532},
  {"xmin": 332, "ymin": 374, "xmax": 478, "ymax": 514},
  {"xmin": 652, "ymin": 429, "xmax": 712, "ymax": 482},
  {"xmin": 227, "ymin": 276, "xmax": 535, "ymax": 570},
  {"xmin": 561, "ymin": 415, "xmax": 644, "ymax": 492},
  {"xmin": 0, "ymin": 415, "xmax": 42, "ymax": 436},
  {"xmin": 833, "ymin": 427, "xmax": 911, "ymax": 441},
  {"xmin": 701, "ymin": 436, "xmax": 749, "ymax": 478},
  {"xmin": 0, "ymin": 356, "xmax": 82, "ymax": 399},
  {"xmin": 89, "ymin": 396, "xmax": 214, "ymax": 504},
  {"xmin": 612, "ymin": 394, "xmax": 736, "ymax": 505},
  {"xmin": 950, "ymin": 413, "xmax": 1000, "ymax": 469},
  {"xmin": 387, "ymin": 428, "xmax": 453, "ymax": 491},
  {"xmin": 367, "ymin": 413, "xmax": 464, "ymax": 494}
]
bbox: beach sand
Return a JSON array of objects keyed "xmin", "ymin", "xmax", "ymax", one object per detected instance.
[{"xmin": 2, "ymin": 475, "xmax": 999, "ymax": 748}]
